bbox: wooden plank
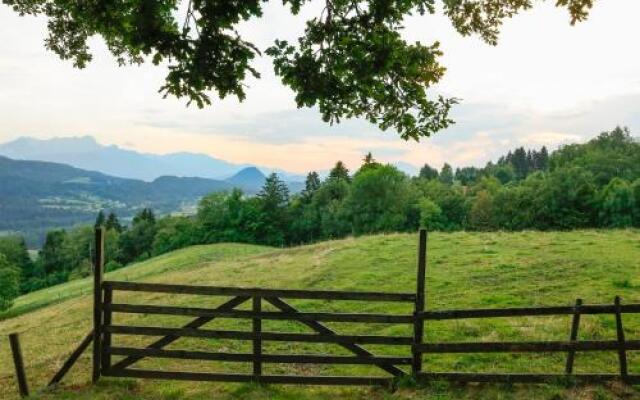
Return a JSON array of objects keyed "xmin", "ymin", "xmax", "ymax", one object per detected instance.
[
  {"xmin": 253, "ymin": 297, "xmax": 262, "ymax": 377},
  {"xmin": 614, "ymin": 296, "xmax": 628, "ymax": 379},
  {"xmin": 104, "ymin": 368, "xmax": 392, "ymax": 386},
  {"xmin": 104, "ymin": 280, "xmax": 415, "ymax": 302},
  {"xmin": 48, "ymin": 330, "xmax": 94, "ymax": 387},
  {"xmin": 111, "ymin": 295, "xmax": 250, "ymax": 370},
  {"xmin": 108, "ymin": 347, "xmax": 413, "ymax": 365},
  {"xmin": 414, "ymin": 340, "xmax": 640, "ymax": 353},
  {"xmin": 92, "ymin": 227, "xmax": 104, "ymax": 384},
  {"xmin": 420, "ymin": 303, "xmax": 640, "ymax": 320},
  {"xmin": 105, "ymin": 303, "xmax": 414, "ymax": 324},
  {"xmin": 101, "ymin": 286, "xmax": 113, "ymax": 372},
  {"xmin": 105, "ymin": 325, "xmax": 413, "ymax": 345},
  {"xmin": 9, "ymin": 333, "xmax": 29, "ymax": 398},
  {"xmin": 412, "ymin": 229, "xmax": 427, "ymax": 375},
  {"xmin": 265, "ymin": 296, "xmax": 406, "ymax": 377},
  {"xmin": 565, "ymin": 298, "xmax": 582, "ymax": 374},
  {"xmin": 417, "ymin": 372, "xmax": 640, "ymax": 384}
]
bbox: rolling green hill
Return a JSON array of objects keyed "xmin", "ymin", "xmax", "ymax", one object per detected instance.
[{"xmin": 1, "ymin": 230, "xmax": 639, "ymax": 399}]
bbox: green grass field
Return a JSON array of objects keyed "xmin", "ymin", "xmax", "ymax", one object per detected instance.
[{"xmin": 1, "ymin": 230, "xmax": 640, "ymax": 400}]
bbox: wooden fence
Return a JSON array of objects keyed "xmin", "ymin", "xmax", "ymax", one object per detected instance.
[
  {"xmin": 7, "ymin": 228, "xmax": 640, "ymax": 397},
  {"xmin": 416, "ymin": 297, "xmax": 640, "ymax": 384}
]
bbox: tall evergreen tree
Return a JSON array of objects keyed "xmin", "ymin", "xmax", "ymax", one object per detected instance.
[
  {"xmin": 329, "ymin": 161, "xmax": 351, "ymax": 182},
  {"xmin": 512, "ymin": 147, "xmax": 529, "ymax": 179},
  {"xmin": 439, "ymin": 163, "xmax": 454, "ymax": 185},
  {"xmin": 94, "ymin": 210, "xmax": 106, "ymax": 228},
  {"xmin": 539, "ymin": 146, "xmax": 549, "ymax": 170},
  {"xmin": 301, "ymin": 172, "xmax": 321, "ymax": 203},
  {"xmin": 106, "ymin": 212, "xmax": 123, "ymax": 233},
  {"xmin": 419, "ymin": 164, "xmax": 439, "ymax": 180},
  {"xmin": 257, "ymin": 174, "xmax": 290, "ymax": 246}
]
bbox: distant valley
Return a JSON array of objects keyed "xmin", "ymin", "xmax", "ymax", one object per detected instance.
[{"xmin": 0, "ymin": 154, "xmax": 298, "ymax": 246}]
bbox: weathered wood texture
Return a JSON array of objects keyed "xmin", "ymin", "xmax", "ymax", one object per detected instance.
[
  {"xmin": 105, "ymin": 303, "xmax": 413, "ymax": 323},
  {"xmin": 9, "ymin": 333, "xmax": 29, "ymax": 398},
  {"xmin": 420, "ymin": 303, "xmax": 640, "ymax": 320},
  {"xmin": 92, "ymin": 227, "xmax": 104, "ymax": 384},
  {"xmin": 105, "ymin": 325, "xmax": 413, "ymax": 345},
  {"xmin": 103, "ymin": 280, "xmax": 415, "ymax": 302},
  {"xmin": 412, "ymin": 229, "xmax": 427, "ymax": 375},
  {"xmin": 565, "ymin": 298, "xmax": 582, "ymax": 374}
]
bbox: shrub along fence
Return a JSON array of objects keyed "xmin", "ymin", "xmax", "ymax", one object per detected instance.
[{"xmin": 8, "ymin": 229, "xmax": 640, "ymax": 397}]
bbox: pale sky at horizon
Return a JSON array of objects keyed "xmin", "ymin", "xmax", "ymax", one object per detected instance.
[{"xmin": 0, "ymin": 1, "xmax": 639, "ymax": 174}]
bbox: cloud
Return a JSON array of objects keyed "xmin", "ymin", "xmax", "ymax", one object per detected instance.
[{"xmin": 518, "ymin": 131, "xmax": 582, "ymax": 146}]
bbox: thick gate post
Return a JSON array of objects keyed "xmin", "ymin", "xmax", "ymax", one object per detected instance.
[
  {"xmin": 92, "ymin": 227, "xmax": 105, "ymax": 384},
  {"xmin": 412, "ymin": 229, "xmax": 427, "ymax": 376}
]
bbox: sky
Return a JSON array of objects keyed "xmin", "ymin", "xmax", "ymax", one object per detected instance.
[{"xmin": 0, "ymin": 1, "xmax": 639, "ymax": 174}]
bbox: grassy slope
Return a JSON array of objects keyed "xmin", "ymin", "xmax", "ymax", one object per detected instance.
[{"xmin": 1, "ymin": 230, "xmax": 639, "ymax": 400}]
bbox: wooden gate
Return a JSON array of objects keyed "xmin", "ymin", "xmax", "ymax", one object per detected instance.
[{"xmin": 97, "ymin": 281, "xmax": 416, "ymax": 386}]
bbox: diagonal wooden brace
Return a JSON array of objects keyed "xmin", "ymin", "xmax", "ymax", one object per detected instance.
[
  {"xmin": 48, "ymin": 330, "xmax": 94, "ymax": 387},
  {"xmin": 264, "ymin": 296, "xmax": 405, "ymax": 377},
  {"xmin": 111, "ymin": 296, "xmax": 250, "ymax": 370}
]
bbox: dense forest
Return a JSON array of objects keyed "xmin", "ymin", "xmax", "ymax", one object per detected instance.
[{"xmin": 1, "ymin": 126, "xmax": 639, "ymax": 310}]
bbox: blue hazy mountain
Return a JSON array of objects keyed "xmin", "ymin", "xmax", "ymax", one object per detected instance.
[
  {"xmin": 226, "ymin": 167, "xmax": 266, "ymax": 192},
  {"xmin": 0, "ymin": 136, "xmax": 305, "ymax": 182},
  {"xmin": 0, "ymin": 155, "xmax": 235, "ymax": 244}
]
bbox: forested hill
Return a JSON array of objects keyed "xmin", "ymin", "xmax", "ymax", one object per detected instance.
[{"xmin": 0, "ymin": 156, "xmax": 233, "ymax": 242}]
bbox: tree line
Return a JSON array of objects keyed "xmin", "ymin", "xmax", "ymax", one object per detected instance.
[{"xmin": 1, "ymin": 126, "xmax": 639, "ymax": 310}]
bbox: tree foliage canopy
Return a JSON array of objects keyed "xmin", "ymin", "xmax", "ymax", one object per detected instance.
[{"xmin": 4, "ymin": 0, "xmax": 595, "ymax": 139}]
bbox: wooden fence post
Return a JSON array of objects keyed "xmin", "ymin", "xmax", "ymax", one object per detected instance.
[
  {"xmin": 412, "ymin": 229, "xmax": 427, "ymax": 376},
  {"xmin": 92, "ymin": 227, "xmax": 104, "ymax": 384},
  {"xmin": 614, "ymin": 296, "xmax": 628, "ymax": 380},
  {"xmin": 253, "ymin": 296, "xmax": 262, "ymax": 379},
  {"xmin": 565, "ymin": 298, "xmax": 582, "ymax": 374},
  {"xmin": 9, "ymin": 333, "xmax": 29, "ymax": 398}
]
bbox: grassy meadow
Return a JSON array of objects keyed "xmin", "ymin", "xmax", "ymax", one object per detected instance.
[{"xmin": 1, "ymin": 230, "xmax": 639, "ymax": 399}]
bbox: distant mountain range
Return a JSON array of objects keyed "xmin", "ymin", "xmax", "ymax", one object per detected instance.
[
  {"xmin": 0, "ymin": 136, "xmax": 305, "ymax": 182},
  {"xmin": 0, "ymin": 154, "xmax": 303, "ymax": 245}
]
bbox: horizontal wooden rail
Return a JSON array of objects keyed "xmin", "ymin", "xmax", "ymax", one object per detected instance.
[
  {"xmin": 105, "ymin": 325, "xmax": 413, "ymax": 345},
  {"xmin": 420, "ymin": 303, "xmax": 640, "ymax": 320},
  {"xmin": 104, "ymin": 368, "xmax": 392, "ymax": 386},
  {"xmin": 108, "ymin": 347, "xmax": 412, "ymax": 365},
  {"xmin": 417, "ymin": 372, "xmax": 640, "ymax": 384},
  {"xmin": 415, "ymin": 340, "xmax": 640, "ymax": 354},
  {"xmin": 111, "ymin": 295, "xmax": 249, "ymax": 370},
  {"xmin": 104, "ymin": 281, "xmax": 415, "ymax": 302},
  {"xmin": 106, "ymin": 303, "xmax": 413, "ymax": 324}
]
